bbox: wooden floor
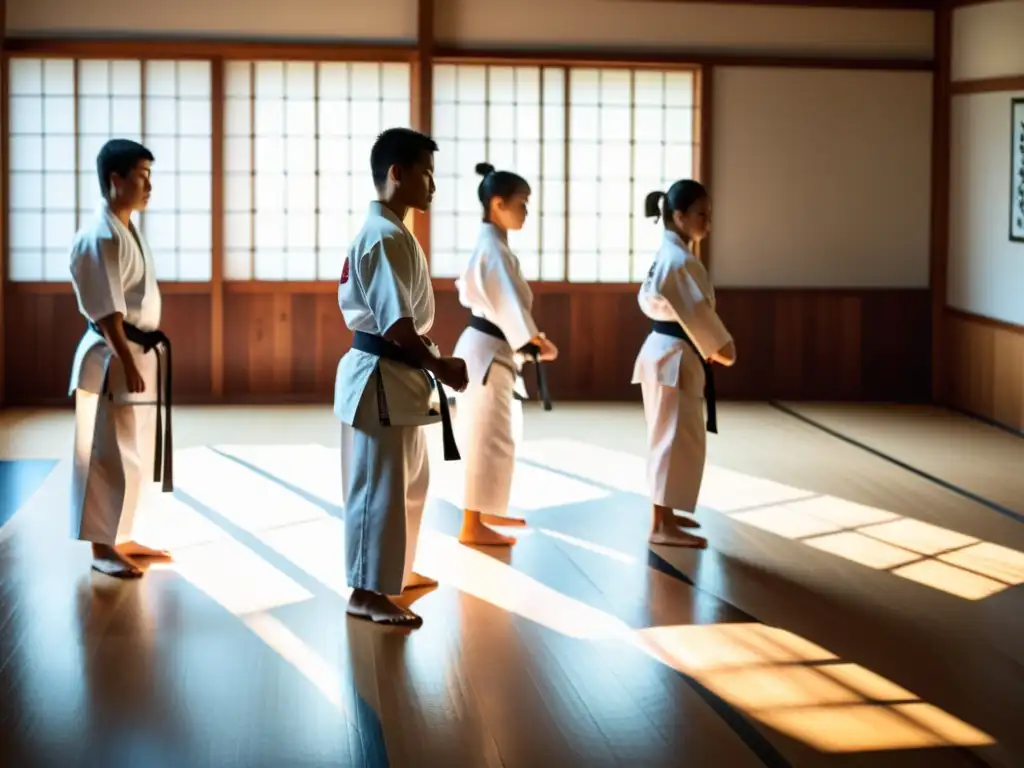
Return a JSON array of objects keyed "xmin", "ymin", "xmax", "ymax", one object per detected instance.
[{"xmin": 1, "ymin": 402, "xmax": 1022, "ymax": 768}]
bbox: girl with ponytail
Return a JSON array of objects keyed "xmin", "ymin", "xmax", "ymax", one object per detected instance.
[
  {"xmin": 631, "ymin": 179, "xmax": 736, "ymax": 549},
  {"xmin": 451, "ymin": 162, "xmax": 559, "ymax": 548}
]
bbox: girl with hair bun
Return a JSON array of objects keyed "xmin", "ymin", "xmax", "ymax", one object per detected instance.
[
  {"xmin": 451, "ymin": 161, "xmax": 559, "ymax": 548},
  {"xmin": 632, "ymin": 179, "xmax": 736, "ymax": 549}
]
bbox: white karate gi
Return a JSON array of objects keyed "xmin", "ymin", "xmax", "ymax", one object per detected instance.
[
  {"xmin": 451, "ymin": 223, "xmax": 539, "ymax": 516},
  {"xmin": 68, "ymin": 201, "xmax": 164, "ymax": 545},
  {"xmin": 334, "ymin": 201, "xmax": 439, "ymax": 596},
  {"xmin": 632, "ymin": 230, "xmax": 733, "ymax": 513}
]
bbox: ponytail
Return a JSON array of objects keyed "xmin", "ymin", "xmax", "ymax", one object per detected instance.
[{"xmin": 644, "ymin": 191, "xmax": 666, "ymax": 221}]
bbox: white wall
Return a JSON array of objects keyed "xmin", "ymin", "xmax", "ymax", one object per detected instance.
[
  {"xmin": 6, "ymin": 0, "xmax": 418, "ymax": 41},
  {"xmin": 947, "ymin": 1, "xmax": 1024, "ymax": 326},
  {"xmin": 711, "ymin": 67, "xmax": 933, "ymax": 288},
  {"xmin": 952, "ymin": 0, "xmax": 1024, "ymax": 82},
  {"xmin": 948, "ymin": 91, "xmax": 1024, "ymax": 326},
  {"xmin": 8, "ymin": 0, "xmax": 933, "ymax": 59},
  {"xmin": 436, "ymin": 0, "xmax": 933, "ymax": 59}
]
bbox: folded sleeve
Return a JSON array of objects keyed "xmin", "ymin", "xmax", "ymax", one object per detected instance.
[
  {"xmin": 358, "ymin": 236, "xmax": 415, "ymax": 335},
  {"xmin": 69, "ymin": 235, "xmax": 128, "ymax": 323}
]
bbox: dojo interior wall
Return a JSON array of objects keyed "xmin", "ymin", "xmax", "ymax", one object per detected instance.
[
  {"xmin": 1, "ymin": 0, "xmax": 938, "ymax": 406},
  {"xmin": 941, "ymin": 0, "xmax": 1024, "ymax": 432}
]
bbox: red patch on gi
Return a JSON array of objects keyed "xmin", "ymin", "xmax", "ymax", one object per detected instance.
[{"xmin": 339, "ymin": 257, "xmax": 350, "ymax": 284}]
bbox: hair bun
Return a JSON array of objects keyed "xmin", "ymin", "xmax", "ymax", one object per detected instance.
[{"xmin": 475, "ymin": 162, "xmax": 496, "ymax": 177}]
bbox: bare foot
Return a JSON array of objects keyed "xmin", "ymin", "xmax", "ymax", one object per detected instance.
[
  {"xmin": 347, "ymin": 589, "xmax": 423, "ymax": 628},
  {"xmin": 480, "ymin": 513, "xmax": 527, "ymax": 528},
  {"xmin": 459, "ymin": 520, "xmax": 516, "ymax": 547},
  {"xmin": 673, "ymin": 514, "xmax": 701, "ymax": 529},
  {"xmin": 116, "ymin": 541, "xmax": 172, "ymax": 560},
  {"xmin": 649, "ymin": 528, "xmax": 708, "ymax": 549},
  {"xmin": 91, "ymin": 543, "xmax": 144, "ymax": 579},
  {"xmin": 403, "ymin": 572, "xmax": 438, "ymax": 591}
]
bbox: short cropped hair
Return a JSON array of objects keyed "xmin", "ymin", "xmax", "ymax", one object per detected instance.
[
  {"xmin": 369, "ymin": 128, "xmax": 438, "ymax": 189},
  {"xmin": 96, "ymin": 138, "xmax": 154, "ymax": 196}
]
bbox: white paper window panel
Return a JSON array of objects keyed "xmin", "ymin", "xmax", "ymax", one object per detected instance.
[
  {"xmin": 430, "ymin": 65, "xmax": 694, "ymax": 282},
  {"xmin": 224, "ymin": 61, "xmax": 411, "ymax": 280},
  {"xmin": 564, "ymin": 68, "xmax": 697, "ymax": 283},
  {"xmin": 139, "ymin": 62, "xmax": 213, "ymax": 281},
  {"xmin": 8, "ymin": 58, "xmax": 76, "ymax": 280},
  {"xmin": 430, "ymin": 65, "xmax": 566, "ymax": 280},
  {"xmin": 6, "ymin": 57, "xmax": 213, "ymax": 282}
]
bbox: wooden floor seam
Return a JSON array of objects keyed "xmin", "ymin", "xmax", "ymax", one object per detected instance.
[{"xmin": 768, "ymin": 401, "xmax": 1024, "ymax": 526}]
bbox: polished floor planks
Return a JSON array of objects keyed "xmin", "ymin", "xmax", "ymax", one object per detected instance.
[
  {"xmin": 775, "ymin": 402, "xmax": 1024, "ymax": 517},
  {"xmin": 0, "ymin": 403, "xmax": 1019, "ymax": 767}
]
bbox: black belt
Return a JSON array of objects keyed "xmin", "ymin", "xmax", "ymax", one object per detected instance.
[
  {"xmin": 89, "ymin": 320, "xmax": 174, "ymax": 491},
  {"xmin": 469, "ymin": 315, "xmax": 552, "ymax": 411},
  {"xmin": 351, "ymin": 331, "xmax": 461, "ymax": 462},
  {"xmin": 652, "ymin": 320, "xmax": 717, "ymax": 434}
]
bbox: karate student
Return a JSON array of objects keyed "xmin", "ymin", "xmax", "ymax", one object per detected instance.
[
  {"xmin": 632, "ymin": 180, "xmax": 736, "ymax": 549},
  {"xmin": 452, "ymin": 162, "xmax": 558, "ymax": 547},
  {"xmin": 334, "ymin": 127, "xmax": 469, "ymax": 628},
  {"xmin": 68, "ymin": 138, "xmax": 174, "ymax": 579}
]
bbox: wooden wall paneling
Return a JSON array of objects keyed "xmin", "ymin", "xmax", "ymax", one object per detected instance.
[
  {"xmin": 695, "ymin": 64, "xmax": 713, "ymax": 271},
  {"xmin": 313, "ymin": 293, "xmax": 352, "ymax": 394},
  {"xmin": 271, "ymin": 292, "xmax": 293, "ymax": 394},
  {"xmin": 4, "ymin": 285, "xmax": 932, "ymax": 405},
  {"xmin": 946, "ymin": 310, "xmax": 1024, "ymax": 432},
  {"xmin": 431, "ymin": 48, "xmax": 934, "ymax": 72},
  {"xmin": 0, "ymin": 0, "xmax": 6, "ymax": 407},
  {"xmin": 811, "ymin": 293, "xmax": 863, "ymax": 400},
  {"xmin": 434, "ymin": 284, "xmax": 931, "ymax": 403},
  {"xmin": 566, "ymin": 291, "xmax": 648, "ymax": 400},
  {"xmin": 289, "ymin": 292, "xmax": 319, "ymax": 395},
  {"xmin": 616, "ymin": 0, "xmax": 936, "ymax": 8},
  {"xmin": 3, "ymin": 288, "xmax": 212, "ymax": 405},
  {"xmin": 210, "ymin": 58, "xmax": 225, "ymax": 398},
  {"xmin": 159, "ymin": 294, "xmax": 213, "ymax": 398},
  {"xmin": 225, "ymin": 292, "xmax": 280, "ymax": 396},
  {"xmin": 950, "ymin": 75, "xmax": 1024, "ymax": 95},
  {"xmin": 715, "ymin": 289, "xmax": 930, "ymax": 402},
  {"xmin": 222, "ymin": 289, "xmax": 353, "ymax": 401},
  {"xmin": 711, "ymin": 290, "xmax": 770, "ymax": 398},
  {"xmin": 770, "ymin": 294, "xmax": 807, "ymax": 397},
  {"xmin": 3, "ymin": 38, "xmax": 418, "ymax": 63},
  {"xmin": 222, "ymin": 290, "xmax": 249, "ymax": 397},
  {"xmin": 930, "ymin": 0, "xmax": 952, "ymax": 403},
  {"xmin": 860, "ymin": 289, "xmax": 932, "ymax": 401},
  {"xmin": 991, "ymin": 331, "xmax": 1024, "ymax": 432},
  {"xmin": 412, "ymin": 0, "xmax": 434, "ymax": 256},
  {"xmin": 3, "ymin": 291, "xmax": 81, "ymax": 404},
  {"xmin": 530, "ymin": 291, "xmax": 574, "ymax": 397}
]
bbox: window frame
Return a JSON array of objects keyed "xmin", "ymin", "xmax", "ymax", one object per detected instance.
[
  {"xmin": 1, "ymin": 38, "xmax": 420, "ymax": 292},
  {"xmin": 2, "ymin": 39, "xmax": 708, "ymax": 295},
  {"xmin": 5, "ymin": 53, "xmax": 219, "ymax": 283},
  {"xmin": 430, "ymin": 54, "xmax": 707, "ymax": 288}
]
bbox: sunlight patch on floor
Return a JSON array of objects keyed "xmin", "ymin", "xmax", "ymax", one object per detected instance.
[
  {"xmin": 137, "ymin": 441, "xmax": 996, "ymax": 755},
  {"xmin": 637, "ymin": 623, "xmax": 993, "ymax": 752}
]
